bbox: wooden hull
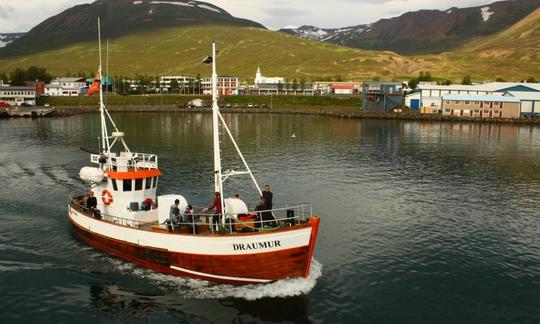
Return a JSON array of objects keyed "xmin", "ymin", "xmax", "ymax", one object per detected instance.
[{"xmin": 68, "ymin": 205, "xmax": 320, "ymax": 285}]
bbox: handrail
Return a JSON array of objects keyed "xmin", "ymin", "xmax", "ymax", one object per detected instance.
[{"xmin": 69, "ymin": 194, "xmax": 313, "ymax": 235}]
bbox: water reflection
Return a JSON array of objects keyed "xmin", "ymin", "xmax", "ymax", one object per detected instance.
[{"xmin": 89, "ymin": 284, "xmax": 311, "ymax": 323}]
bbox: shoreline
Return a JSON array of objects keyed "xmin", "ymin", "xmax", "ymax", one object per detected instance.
[{"xmin": 49, "ymin": 105, "xmax": 540, "ymax": 125}]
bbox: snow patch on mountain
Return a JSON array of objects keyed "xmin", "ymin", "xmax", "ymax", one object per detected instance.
[
  {"xmin": 0, "ymin": 34, "xmax": 23, "ymax": 48},
  {"xmin": 150, "ymin": 1, "xmax": 193, "ymax": 7},
  {"xmin": 481, "ymin": 7, "xmax": 494, "ymax": 22},
  {"xmin": 198, "ymin": 4, "xmax": 221, "ymax": 13}
]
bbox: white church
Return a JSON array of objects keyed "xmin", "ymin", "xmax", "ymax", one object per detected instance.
[{"xmin": 255, "ymin": 67, "xmax": 284, "ymax": 85}]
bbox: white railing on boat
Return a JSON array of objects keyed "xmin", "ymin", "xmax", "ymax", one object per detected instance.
[
  {"xmin": 90, "ymin": 152, "xmax": 158, "ymax": 170},
  {"xmin": 69, "ymin": 195, "xmax": 313, "ymax": 235}
]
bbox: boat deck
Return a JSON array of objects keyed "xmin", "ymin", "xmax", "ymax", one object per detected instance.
[{"xmin": 69, "ymin": 196, "xmax": 310, "ymax": 236}]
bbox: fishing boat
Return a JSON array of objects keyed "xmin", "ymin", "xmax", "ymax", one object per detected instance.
[{"xmin": 67, "ymin": 21, "xmax": 320, "ymax": 285}]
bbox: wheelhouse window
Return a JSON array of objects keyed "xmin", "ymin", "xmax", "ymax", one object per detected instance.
[
  {"xmin": 145, "ymin": 177, "xmax": 152, "ymax": 189},
  {"xmin": 123, "ymin": 179, "xmax": 132, "ymax": 192},
  {"xmin": 153, "ymin": 176, "xmax": 158, "ymax": 188},
  {"xmin": 135, "ymin": 178, "xmax": 143, "ymax": 191},
  {"xmin": 112, "ymin": 179, "xmax": 118, "ymax": 191}
]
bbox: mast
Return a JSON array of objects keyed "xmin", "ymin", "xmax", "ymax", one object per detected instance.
[
  {"xmin": 98, "ymin": 18, "xmax": 109, "ymax": 154},
  {"xmin": 211, "ymin": 42, "xmax": 225, "ymax": 215}
]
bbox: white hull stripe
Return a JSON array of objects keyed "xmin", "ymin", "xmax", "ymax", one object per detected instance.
[{"xmin": 170, "ymin": 265, "xmax": 272, "ymax": 283}]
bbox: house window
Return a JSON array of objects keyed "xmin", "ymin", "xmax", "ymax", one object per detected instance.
[
  {"xmin": 445, "ymin": 109, "xmax": 450, "ymax": 113},
  {"xmin": 123, "ymin": 179, "xmax": 132, "ymax": 192},
  {"xmin": 135, "ymin": 178, "xmax": 143, "ymax": 191},
  {"xmin": 474, "ymin": 110, "xmax": 479, "ymax": 113},
  {"xmin": 494, "ymin": 110, "xmax": 499, "ymax": 114},
  {"xmin": 465, "ymin": 101, "xmax": 470, "ymax": 105},
  {"xmin": 446, "ymin": 101, "xmax": 451, "ymax": 104},
  {"xmin": 484, "ymin": 110, "xmax": 490, "ymax": 114},
  {"xmin": 454, "ymin": 101, "xmax": 460, "ymax": 104},
  {"xmin": 145, "ymin": 177, "xmax": 152, "ymax": 189}
]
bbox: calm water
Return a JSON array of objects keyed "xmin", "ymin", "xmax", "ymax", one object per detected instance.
[{"xmin": 1, "ymin": 113, "xmax": 539, "ymax": 323}]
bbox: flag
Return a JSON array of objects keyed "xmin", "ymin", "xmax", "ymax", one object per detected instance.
[
  {"xmin": 202, "ymin": 56, "xmax": 213, "ymax": 64},
  {"xmin": 88, "ymin": 71, "xmax": 101, "ymax": 96}
]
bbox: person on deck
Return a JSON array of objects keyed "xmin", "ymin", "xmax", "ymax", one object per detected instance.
[
  {"xmin": 183, "ymin": 205, "xmax": 196, "ymax": 233},
  {"xmin": 168, "ymin": 199, "xmax": 180, "ymax": 232},
  {"xmin": 262, "ymin": 184, "xmax": 273, "ymax": 210},
  {"xmin": 261, "ymin": 184, "xmax": 275, "ymax": 226},
  {"xmin": 86, "ymin": 191, "xmax": 99, "ymax": 218},
  {"xmin": 203, "ymin": 192, "xmax": 223, "ymax": 230},
  {"xmin": 141, "ymin": 198, "xmax": 153, "ymax": 211}
]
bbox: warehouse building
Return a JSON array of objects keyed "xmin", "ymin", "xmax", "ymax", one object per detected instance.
[
  {"xmin": 406, "ymin": 82, "xmax": 540, "ymax": 116},
  {"xmin": 442, "ymin": 95, "xmax": 521, "ymax": 119}
]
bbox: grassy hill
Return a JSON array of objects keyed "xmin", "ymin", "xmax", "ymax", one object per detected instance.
[
  {"xmin": 439, "ymin": 7, "xmax": 540, "ymax": 82},
  {"xmin": 0, "ymin": 26, "xmax": 420, "ymax": 80},
  {"xmin": 0, "ymin": 21, "xmax": 537, "ymax": 83}
]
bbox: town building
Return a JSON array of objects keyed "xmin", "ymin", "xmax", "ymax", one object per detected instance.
[
  {"xmin": 201, "ymin": 76, "xmax": 239, "ymax": 95},
  {"xmin": 442, "ymin": 95, "xmax": 521, "ymax": 118},
  {"xmin": 160, "ymin": 76, "xmax": 196, "ymax": 92},
  {"xmin": 0, "ymin": 86, "xmax": 37, "ymax": 106},
  {"xmin": 362, "ymin": 81, "xmax": 403, "ymax": 112},
  {"xmin": 406, "ymin": 82, "xmax": 540, "ymax": 116},
  {"xmin": 44, "ymin": 77, "xmax": 86, "ymax": 96},
  {"xmin": 255, "ymin": 67, "xmax": 284, "ymax": 85},
  {"xmin": 312, "ymin": 82, "xmax": 362, "ymax": 95}
]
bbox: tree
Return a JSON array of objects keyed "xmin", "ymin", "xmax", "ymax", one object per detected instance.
[
  {"xmin": 526, "ymin": 76, "xmax": 537, "ymax": 83},
  {"xmin": 292, "ymin": 78, "xmax": 298, "ymax": 91},
  {"xmin": 9, "ymin": 68, "xmax": 26, "ymax": 86},
  {"xmin": 300, "ymin": 78, "xmax": 306, "ymax": 91},
  {"xmin": 277, "ymin": 81, "xmax": 283, "ymax": 93},
  {"xmin": 196, "ymin": 73, "xmax": 202, "ymax": 94},
  {"xmin": 461, "ymin": 75, "xmax": 472, "ymax": 85},
  {"xmin": 335, "ymin": 74, "xmax": 343, "ymax": 82},
  {"xmin": 495, "ymin": 77, "xmax": 507, "ymax": 82},
  {"xmin": 25, "ymin": 66, "xmax": 52, "ymax": 83},
  {"xmin": 0, "ymin": 72, "xmax": 7, "ymax": 83},
  {"xmin": 170, "ymin": 79, "xmax": 179, "ymax": 93}
]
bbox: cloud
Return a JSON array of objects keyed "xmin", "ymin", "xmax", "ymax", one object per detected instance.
[
  {"xmin": 0, "ymin": 4, "xmax": 15, "ymax": 20},
  {"xmin": 264, "ymin": 7, "xmax": 309, "ymax": 18}
]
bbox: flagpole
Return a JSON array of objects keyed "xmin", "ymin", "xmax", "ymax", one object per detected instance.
[{"xmin": 211, "ymin": 42, "xmax": 225, "ymax": 221}]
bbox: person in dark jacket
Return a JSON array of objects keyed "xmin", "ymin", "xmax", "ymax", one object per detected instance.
[
  {"xmin": 86, "ymin": 191, "xmax": 99, "ymax": 218},
  {"xmin": 262, "ymin": 184, "xmax": 273, "ymax": 210}
]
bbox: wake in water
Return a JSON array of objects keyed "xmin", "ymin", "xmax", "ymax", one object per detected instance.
[{"xmin": 105, "ymin": 257, "xmax": 322, "ymax": 300}]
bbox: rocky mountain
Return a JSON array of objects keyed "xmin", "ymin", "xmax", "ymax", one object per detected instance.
[
  {"xmin": 0, "ymin": 0, "xmax": 264, "ymax": 57},
  {"xmin": 0, "ymin": 33, "xmax": 25, "ymax": 48},
  {"xmin": 280, "ymin": 0, "xmax": 540, "ymax": 54}
]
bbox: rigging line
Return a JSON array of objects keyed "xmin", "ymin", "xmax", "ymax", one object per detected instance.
[{"xmin": 217, "ymin": 110, "xmax": 263, "ymax": 197}]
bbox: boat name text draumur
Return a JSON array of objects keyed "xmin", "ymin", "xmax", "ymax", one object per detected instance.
[{"xmin": 233, "ymin": 240, "xmax": 281, "ymax": 251}]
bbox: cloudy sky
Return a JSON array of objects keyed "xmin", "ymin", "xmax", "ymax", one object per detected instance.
[{"xmin": 0, "ymin": 0, "xmax": 495, "ymax": 33}]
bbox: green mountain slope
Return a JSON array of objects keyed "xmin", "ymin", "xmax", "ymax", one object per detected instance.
[
  {"xmin": 0, "ymin": 19, "xmax": 537, "ymax": 82},
  {"xmin": 439, "ymin": 7, "xmax": 540, "ymax": 81},
  {"xmin": 0, "ymin": 26, "xmax": 423, "ymax": 80},
  {"xmin": 0, "ymin": 0, "xmax": 264, "ymax": 58}
]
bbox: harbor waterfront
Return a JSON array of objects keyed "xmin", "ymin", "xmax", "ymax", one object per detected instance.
[{"xmin": 1, "ymin": 113, "xmax": 539, "ymax": 323}]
